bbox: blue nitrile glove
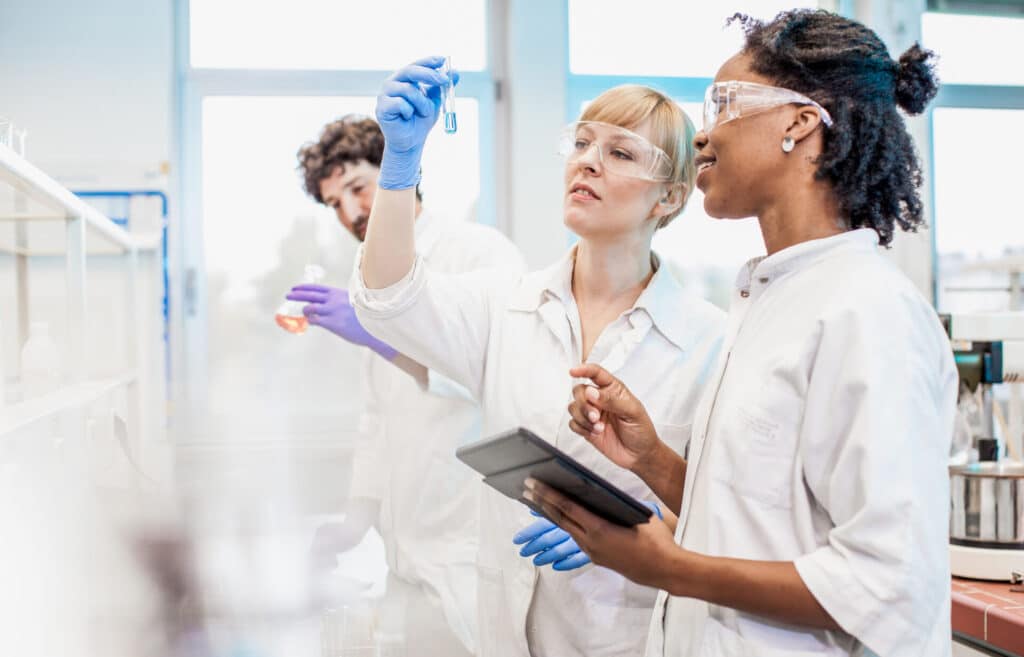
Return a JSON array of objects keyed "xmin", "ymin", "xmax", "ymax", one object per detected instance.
[
  {"xmin": 514, "ymin": 510, "xmax": 591, "ymax": 571},
  {"xmin": 286, "ymin": 284, "xmax": 398, "ymax": 360},
  {"xmin": 512, "ymin": 502, "xmax": 663, "ymax": 572},
  {"xmin": 375, "ymin": 56, "xmax": 460, "ymax": 190}
]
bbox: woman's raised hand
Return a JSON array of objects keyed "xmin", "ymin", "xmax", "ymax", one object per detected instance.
[{"xmin": 375, "ymin": 56, "xmax": 458, "ymax": 190}]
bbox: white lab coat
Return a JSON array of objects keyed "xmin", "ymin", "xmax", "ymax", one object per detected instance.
[
  {"xmin": 351, "ymin": 246, "xmax": 725, "ymax": 657},
  {"xmin": 648, "ymin": 229, "xmax": 958, "ymax": 657},
  {"xmin": 347, "ymin": 210, "xmax": 525, "ymax": 654}
]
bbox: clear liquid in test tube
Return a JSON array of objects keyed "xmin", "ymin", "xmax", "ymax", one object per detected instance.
[{"xmin": 443, "ymin": 55, "xmax": 457, "ymax": 134}]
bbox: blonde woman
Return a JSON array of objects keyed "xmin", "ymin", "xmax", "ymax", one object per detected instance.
[{"xmin": 351, "ymin": 56, "xmax": 724, "ymax": 657}]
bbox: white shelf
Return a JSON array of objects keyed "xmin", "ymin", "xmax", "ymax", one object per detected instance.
[
  {"xmin": 0, "ymin": 143, "xmax": 166, "ymax": 459},
  {"xmin": 0, "ymin": 371, "xmax": 138, "ymax": 437},
  {"xmin": 0, "ymin": 144, "xmax": 161, "ymax": 255}
]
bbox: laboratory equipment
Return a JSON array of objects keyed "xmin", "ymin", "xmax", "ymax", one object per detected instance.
[
  {"xmin": 321, "ymin": 606, "xmax": 377, "ymax": 657},
  {"xmin": 12, "ymin": 128, "xmax": 27, "ymax": 157},
  {"xmin": 442, "ymin": 55, "xmax": 457, "ymax": 134},
  {"xmin": 944, "ymin": 312, "xmax": 1024, "ymax": 580},
  {"xmin": 0, "ymin": 320, "xmax": 6, "ymax": 408},
  {"xmin": 276, "ymin": 264, "xmax": 325, "ymax": 334},
  {"xmin": 20, "ymin": 321, "xmax": 61, "ymax": 398},
  {"xmin": 0, "ymin": 118, "xmax": 28, "ymax": 156},
  {"xmin": 0, "ymin": 117, "xmax": 11, "ymax": 148}
]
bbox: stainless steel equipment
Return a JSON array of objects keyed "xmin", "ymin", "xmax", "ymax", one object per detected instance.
[
  {"xmin": 945, "ymin": 313, "xmax": 1024, "ymax": 580},
  {"xmin": 950, "ymin": 461, "xmax": 1024, "ymax": 545}
]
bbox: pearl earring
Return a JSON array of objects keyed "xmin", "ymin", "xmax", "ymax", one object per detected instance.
[{"xmin": 782, "ymin": 136, "xmax": 795, "ymax": 153}]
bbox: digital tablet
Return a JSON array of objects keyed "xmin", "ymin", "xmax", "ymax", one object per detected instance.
[{"xmin": 455, "ymin": 427, "xmax": 654, "ymax": 527}]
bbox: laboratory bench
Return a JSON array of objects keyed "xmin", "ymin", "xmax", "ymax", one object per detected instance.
[{"xmin": 952, "ymin": 577, "xmax": 1024, "ymax": 656}]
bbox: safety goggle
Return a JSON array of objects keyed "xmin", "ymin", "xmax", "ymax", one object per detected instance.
[
  {"xmin": 557, "ymin": 121, "xmax": 674, "ymax": 182},
  {"xmin": 703, "ymin": 80, "xmax": 834, "ymax": 134}
]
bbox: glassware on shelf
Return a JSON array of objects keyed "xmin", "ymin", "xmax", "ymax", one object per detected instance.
[
  {"xmin": 20, "ymin": 321, "xmax": 62, "ymax": 399},
  {"xmin": 0, "ymin": 118, "xmax": 29, "ymax": 156},
  {"xmin": 0, "ymin": 321, "xmax": 6, "ymax": 409},
  {"xmin": 321, "ymin": 604, "xmax": 383, "ymax": 657},
  {"xmin": 12, "ymin": 128, "xmax": 27, "ymax": 157},
  {"xmin": 0, "ymin": 118, "xmax": 11, "ymax": 148},
  {"xmin": 275, "ymin": 264, "xmax": 325, "ymax": 334}
]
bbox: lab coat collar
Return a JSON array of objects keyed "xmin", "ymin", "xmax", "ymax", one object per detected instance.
[
  {"xmin": 508, "ymin": 246, "xmax": 701, "ymax": 352},
  {"xmin": 633, "ymin": 253, "xmax": 704, "ymax": 352},
  {"xmin": 735, "ymin": 227, "xmax": 880, "ymax": 292},
  {"xmin": 506, "ymin": 247, "xmax": 575, "ymax": 312}
]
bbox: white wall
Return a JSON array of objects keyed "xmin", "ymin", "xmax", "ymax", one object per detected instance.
[
  {"xmin": 0, "ymin": 0, "xmax": 173, "ymax": 187},
  {"xmin": 0, "ymin": 0, "xmax": 173, "ymax": 360}
]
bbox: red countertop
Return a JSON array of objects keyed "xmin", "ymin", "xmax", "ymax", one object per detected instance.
[{"xmin": 952, "ymin": 577, "xmax": 1024, "ymax": 655}]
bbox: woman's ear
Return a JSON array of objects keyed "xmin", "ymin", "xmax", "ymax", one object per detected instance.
[
  {"xmin": 660, "ymin": 182, "xmax": 687, "ymax": 215},
  {"xmin": 650, "ymin": 183, "xmax": 687, "ymax": 226},
  {"xmin": 785, "ymin": 105, "xmax": 826, "ymax": 146}
]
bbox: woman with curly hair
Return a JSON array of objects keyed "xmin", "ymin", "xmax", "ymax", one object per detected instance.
[{"xmin": 526, "ymin": 9, "xmax": 958, "ymax": 657}]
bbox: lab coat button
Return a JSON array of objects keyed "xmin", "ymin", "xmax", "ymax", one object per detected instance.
[{"xmin": 740, "ymin": 289, "xmax": 750, "ymax": 298}]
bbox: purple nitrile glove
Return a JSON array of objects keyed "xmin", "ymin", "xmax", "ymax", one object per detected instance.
[{"xmin": 286, "ymin": 284, "xmax": 398, "ymax": 360}]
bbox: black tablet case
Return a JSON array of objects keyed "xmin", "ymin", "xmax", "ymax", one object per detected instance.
[{"xmin": 456, "ymin": 427, "xmax": 653, "ymax": 527}]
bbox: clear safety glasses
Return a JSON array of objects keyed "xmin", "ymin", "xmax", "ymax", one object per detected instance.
[
  {"xmin": 557, "ymin": 121, "xmax": 674, "ymax": 182},
  {"xmin": 703, "ymin": 80, "xmax": 834, "ymax": 134}
]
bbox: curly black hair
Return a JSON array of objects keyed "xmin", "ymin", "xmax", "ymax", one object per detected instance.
[
  {"xmin": 296, "ymin": 114, "xmax": 421, "ymax": 204},
  {"xmin": 730, "ymin": 9, "xmax": 939, "ymax": 246}
]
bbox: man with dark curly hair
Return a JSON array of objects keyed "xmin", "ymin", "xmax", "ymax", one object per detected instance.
[
  {"xmin": 292, "ymin": 114, "xmax": 523, "ymax": 655},
  {"xmin": 296, "ymin": 114, "xmax": 421, "ymax": 242}
]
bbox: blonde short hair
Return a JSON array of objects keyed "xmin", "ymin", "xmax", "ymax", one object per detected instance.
[{"xmin": 579, "ymin": 85, "xmax": 697, "ymax": 228}]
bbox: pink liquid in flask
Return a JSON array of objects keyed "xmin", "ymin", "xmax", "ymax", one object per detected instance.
[{"xmin": 275, "ymin": 313, "xmax": 308, "ymax": 334}]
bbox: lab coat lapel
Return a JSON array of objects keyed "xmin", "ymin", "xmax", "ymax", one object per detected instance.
[
  {"xmin": 537, "ymin": 298, "xmax": 575, "ymax": 362},
  {"xmin": 675, "ymin": 260, "xmax": 759, "ymax": 537},
  {"xmin": 674, "ymin": 343, "xmax": 728, "ymax": 537},
  {"xmin": 515, "ymin": 247, "xmax": 578, "ymax": 362}
]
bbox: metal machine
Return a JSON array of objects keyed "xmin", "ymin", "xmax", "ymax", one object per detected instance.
[{"xmin": 944, "ymin": 312, "xmax": 1024, "ymax": 581}]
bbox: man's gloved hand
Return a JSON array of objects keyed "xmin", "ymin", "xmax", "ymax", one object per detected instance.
[
  {"xmin": 286, "ymin": 284, "xmax": 398, "ymax": 360},
  {"xmin": 375, "ymin": 55, "xmax": 459, "ymax": 190},
  {"xmin": 512, "ymin": 502, "xmax": 663, "ymax": 572},
  {"xmin": 308, "ymin": 498, "xmax": 380, "ymax": 572}
]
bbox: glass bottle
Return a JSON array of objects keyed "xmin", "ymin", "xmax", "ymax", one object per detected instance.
[{"xmin": 275, "ymin": 264, "xmax": 325, "ymax": 335}]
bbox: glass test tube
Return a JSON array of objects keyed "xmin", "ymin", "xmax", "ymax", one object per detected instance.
[
  {"xmin": 443, "ymin": 56, "xmax": 457, "ymax": 134},
  {"xmin": 0, "ymin": 118, "xmax": 12, "ymax": 149}
]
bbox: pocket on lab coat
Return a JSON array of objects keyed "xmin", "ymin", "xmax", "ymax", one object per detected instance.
[{"xmin": 720, "ymin": 399, "xmax": 803, "ymax": 510}]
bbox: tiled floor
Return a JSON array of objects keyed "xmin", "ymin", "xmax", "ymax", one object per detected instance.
[{"xmin": 952, "ymin": 577, "xmax": 1024, "ymax": 655}]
